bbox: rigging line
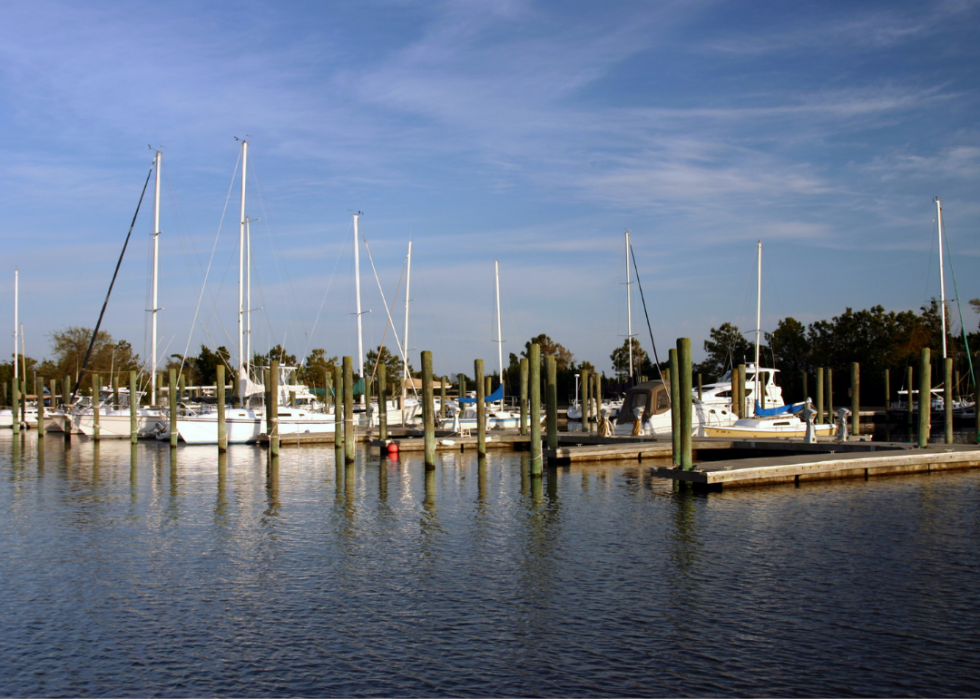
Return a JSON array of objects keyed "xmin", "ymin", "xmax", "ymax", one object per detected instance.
[
  {"xmin": 362, "ymin": 233, "xmax": 409, "ymax": 381},
  {"xmin": 628, "ymin": 241, "xmax": 664, "ymax": 389},
  {"xmin": 71, "ymin": 160, "xmax": 154, "ymax": 404},
  {"xmin": 369, "ymin": 261, "xmax": 406, "ymax": 382},
  {"xmin": 941, "ymin": 211, "xmax": 975, "ymax": 387},
  {"xmin": 176, "ymin": 149, "xmax": 241, "ymax": 381}
]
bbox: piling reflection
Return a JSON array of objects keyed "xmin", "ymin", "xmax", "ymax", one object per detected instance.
[
  {"xmin": 477, "ymin": 455, "xmax": 487, "ymax": 509},
  {"xmin": 264, "ymin": 457, "xmax": 280, "ymax": 521},
  {"xmin": 215, "ymin": 452, "xmax": 228, "ymax": 525},
  {"xmin": 520, "ymin": 452, "xmax": 530, "ymax": 497},
  {"xmin": 36, "ymin": 436, "xmax": 44, "ymax": 470},
  {"xmin": 129, "ymin": 444, "xmax": 138, "ymax": 505},
  {"xmin": 91, "ymin": 442, "xmax": 100, "ymax": 486},
  {"xmin": 664, "ymin": 483, "xmax": 704, "ymax": 631},
  {"xmin": 418, "ymin": 467, "xmax": 443, "ymax": 561}
]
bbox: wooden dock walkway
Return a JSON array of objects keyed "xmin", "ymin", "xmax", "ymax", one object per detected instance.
[{"xmin": 654, "ymin": 442, "xmax": 980, "ymax": 490}]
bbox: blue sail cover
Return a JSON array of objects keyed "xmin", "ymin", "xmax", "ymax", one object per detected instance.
[
  {"xmin": 754, "ymin": 401, "xmax": 805, "ymax": 417},
  {"xmin": 459, "ymin": 384, "xmax": 504, "ymax": 404}
]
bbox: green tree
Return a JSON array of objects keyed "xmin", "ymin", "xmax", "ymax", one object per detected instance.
[
  {"xmin": 298, "ymin": 348, "xmax": 339, "ymax": 386},
  {"xmin": 47, "ymin": 326, "xmax": 141, "ymax": 384},
  {"xmin": 194, "ymin": 345, "xmax": 231, "ymax": 386},
  {"xmin": 365, "ymin": 345, "xmax": 406, "ymax": 390},
  {"xmin": 252, "ymin": 344, "xmax": 298, "ymax": 369},
  {"xmin": 522, "ymin": 333, "xmax": 574, "ymax": 370},
  {"xmin": 699, "ymin": 323, "xmax": 753, "ymax": 380},
  {"xmin": 610, "ymin": 338, "xmax": 647, "ymax": 381}
]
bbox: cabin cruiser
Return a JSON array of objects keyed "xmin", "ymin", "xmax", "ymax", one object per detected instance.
[{"xmin": 613, "ymin": 380, "xmax": 737, "ymax": 436}]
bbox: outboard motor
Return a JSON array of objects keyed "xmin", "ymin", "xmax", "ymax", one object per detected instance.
[{"xmin": 834, "ymin": 407, "xmax": 851, "ymax": 442}]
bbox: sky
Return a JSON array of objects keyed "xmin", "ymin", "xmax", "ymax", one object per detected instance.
[{"xmin": 1, "ymin": 0, "xmax": 979, "ymax": 378}]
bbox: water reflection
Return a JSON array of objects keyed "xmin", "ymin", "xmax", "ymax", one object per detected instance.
[
  {"xmin": 264, "ymin": 457, "xmax": 280, "ymax": 521},
  {"xmin": 215, "ymin": 452, "xmax": 228, "ymax": 526}
]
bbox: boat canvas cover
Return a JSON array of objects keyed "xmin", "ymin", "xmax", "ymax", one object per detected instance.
[
  {"xmin": 754, "ymin": 401, "xmax": 805, "ymax": 417},
  {"xmin": 460, "ymin": 385, "xmax": 503, "ymax": 404}
]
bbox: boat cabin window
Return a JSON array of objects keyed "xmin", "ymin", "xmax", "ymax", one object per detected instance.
[
  {"xmin": 654, "ymin": 389, "xmax": 670, "ymax": 415},
  {"xmin": 626, "ymin": 391, "xmax": 651, "ymax": 419}
]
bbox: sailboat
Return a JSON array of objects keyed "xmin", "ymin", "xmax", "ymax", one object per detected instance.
[
  {"xmin": 443, "ymin": 261, "xmax": 523, "ymax": 430},
  {"xmin": 0, "ymin": 270, "xmax": 37, "ymax": 429},
  {"xmin": 703, "ymin": 241, "xmax": 834, "ymax": 438}
]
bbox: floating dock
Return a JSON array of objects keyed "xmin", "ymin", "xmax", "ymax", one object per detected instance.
[{"xmin": 654, "ymin": 442, "xmax": 980, "ymax": 490}]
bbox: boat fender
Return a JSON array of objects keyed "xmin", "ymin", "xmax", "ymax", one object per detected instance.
[
  {"xmin": 440, "ymin": 439, "xmax": 455, "ymax": 446},
  {"xmin": 386, "ymin": 441, "xmax": 399, "ymax": 454}
]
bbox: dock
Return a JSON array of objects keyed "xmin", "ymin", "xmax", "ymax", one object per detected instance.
[{"xmin": 654, "ymin": 442, "xmax": 980, "ymax": 490}]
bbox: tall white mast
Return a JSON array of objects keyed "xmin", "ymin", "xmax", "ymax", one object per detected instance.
[
  {"xmin": 402, "ymin": 240, "xmax": 412, "ymax": 423},
  {"xmin": 353, "ymin": 213, "xmax": 365, "ymax": 406},
  {"xmin": 625, "ymin": 230, "xmax": 634, "ymax": 382},
  {"xmin": 936, "ymin": 198, "xmax": 947, "ymax": 359},
  {"xmin": 13, "ymin": 269, "xmax": 18, "ymax": 382},
  {"xmin": 495, "ymin": 260, "xmax": 504, "ymax": 410},
  {"xmin": 238, "ymin": 140, "xmax": 248, "ymax": 397},
  {"xmin": 151, "ymin": 150, "xmax": 161, "ymax": 405},
  {"xmin": 246, "ymin": 216, "xmax": 252, "ymax": 375},
  {"xmin": 754, "ymin": 240, "xmax": 762, "ymax": 415}
]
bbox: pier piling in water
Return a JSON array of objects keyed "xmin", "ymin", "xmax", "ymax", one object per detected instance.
[
  {"xmin": 333, "ymin": 366, "xmax": 343, "ymax": 453},
  {"xmin": 63, "ymin": 376, "xmax": 70, "ymax": 410},
  {"xmin": 35, "ymin": 378, "xmax": 44, "ymax": 441},
  {"xmin": 423, "ymin": 351, "xmax": 436, "ymax": 468},
  {"xmin": 594, "ymin": 372, "xmax": 602, "ymax": 434},
  {"xmin": 884, "ymin": 368, "xmax": 891, "ymax": 442},
  {"xmin": 519, "ymin": 358, "xmax": 528, "ymax": 436},
  {"xmin": 379, "ymin": 364, "xmax": 388, "ymax": 442},
  {"xmin": 678, "ymin": 338, "xmax": 693, "ymax": 471},
  {"xmin": 801, "ymin": 370, "xmax": 807, "ymax": 404},
  {"xmin": 129, "ymin": 371, "xmax": 138, "ymax": 444},
  {"xmin": 945, "ymin": 358, "xmax": 954, "ymax": 444},
  {"xmin": 269, "ymin": 361, "xmax": 280, "ymax": 457},
  {"xmin": 698, "ymin": 373, "xmax": 702, "ymax": 401},
  {"xmin": 738, "ymin": 364, "xmax": 746, "ymax": 420},
  {"xmin": 440, "ymin": 376, "xmax": 447, "ymax": 420},
  {"xmin": 343, "ymin": 357, "xmax": 354, "ymax": 464},
  {"xmin": 475, "ymin": 358, "xmax": 486, "ymax": 456},
  {"xmin": 529, "ymin": 344, "xmax": 542, "ymax": 476},
  {"xmin": 731, "ymin": 367, "xmax": 739, "ymax": 418},
  {"xmin": 851, "ymin": 362, "xmax": 860, "ymax": 436},
  {"xmin": 168, "ymin": 369, "xmax": 176, "ymax": 447},
  {"xmin": 816, "ymin": 367, "xmax": 825, "ymax": 424},
  {"xmin": 918, "ymin": 349, "xmax": 931, "ymax": 448},
  {"xmin": 546, "ymin": 356, "xmax": 558, "ymax": 450},
  {"xmin": 93, "ymin": 374, "xmax": 101, "ymax": 441},
  {"xmin": 580, "ymin": 367, "xmax": 590, "ymax": 432},
  {"xmin": 826, "ymin": 368, "xmax": 834, "ymax": 419},
  {"xmin": 217, "ymin": 365, "xmax": 226, "ymax": 452},
  {"xmin": 907, "ymin": 366, "xmax": 914, "ymax": 429},
  {"xmin": 11, "ymin": 379, "xmax": 18, "ymax": 436},
  {"xmin": 669, "ymin": 349, "xmax": 680, "ymax": 464}
]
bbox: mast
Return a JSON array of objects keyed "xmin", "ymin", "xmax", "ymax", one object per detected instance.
[
  {"xmin": 246, "ymin": 216, "xmax": 252, "ymax": 377},
  {"xmin": 754, "ymin": 240, "xmax": 762, "ymax": 414},
  {"xmin": 20, "ymin": 324, "xmax": 26, "ymax": 393},
  {"xmin": 151, "ymin": 150, "xmax": 161, "ymax": 405},
  {"xmin": 402, "ymin": 240, "xmax": 412, "ymax": 423},
  {"xmin": 937, "ymin": 198, "xmax": 947, "ymax": 359},
  {"xmin": 353, "ymin": 213, "xmax": 365, "ymax": 406},
  {"xmin": 625, "ymin": 230, "xmax": 634, "ymax": 382},
  {"xmin": 237, "ymin": 140, "xmax": 248, "ymax": 400},
  {"xmin": 495, "ymin": 260, "xmax": 504, "ymax": 410},
  {"xmin": 13, "ymin": 269, "xmax": 18, "ymax": 382}
]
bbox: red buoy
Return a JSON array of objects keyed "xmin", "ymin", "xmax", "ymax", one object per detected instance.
[{"xmin": 386, "ymin": 442, "xmax": 399, "ymax": 454}]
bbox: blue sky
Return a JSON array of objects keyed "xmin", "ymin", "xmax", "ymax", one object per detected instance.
[{"xmin": 2, "ymin": 0, "xmax": 979, "ymax": 377}]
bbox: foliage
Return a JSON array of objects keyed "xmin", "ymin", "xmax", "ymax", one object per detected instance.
[
  {"xmin": 610, "ymin": 338, "xmax": 647, "ymax": 382},
  {"xmin": 45, "ymin": 326, "xmax": 141, "ymax": 385},
  {"xmin": 365, "ymin": 346, "xmax": 408, "ymax": 391},
  {"xmin": 298, "ymin": 348, "xmax": 339, "ymax": 387},
  {"xmin": 697, "ymin": 323, "xmax": 754, "ymax": 380}
]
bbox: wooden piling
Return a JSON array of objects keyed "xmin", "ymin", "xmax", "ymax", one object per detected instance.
[
  {"xmin": 546, "ymin": 355, "xmax": 558, "ymax": 450},
  {"xmin": 63, "ymin": 376, "xmax": 71, "ymax": 409},
  {"xmin": 485, "ymin": 376, "xmax": 492, "ymax": 401},
  {"xmin": 826, "ymin": 368, "xmax": 834, "ymax": 419},
  {"xmin": 580, "ymin": 367, "xmax": 590, "ymax": 432},
  {"xmin": 343, "ymin": 357, "xmax": 354, "ymax": 464},
  {"xmin": 93, "ymin": 374, "xmax": 101, "ymax": 441},
  {"xmin": 49, "ymin": 379, "xmax": 56, "ymax": 411},
  {"xmin": 697, "ymin": 373, "xmax": 702, "ymax": 401},
  {"xmin": 269, "ymin": 361, "xmax": 280, "ymax": 456},
  {"xmin": 519, "ymin": 358, "xmax": 528, "ymax": 436},
  {"xmin": 333, "ymin": 365, "xmax": 343, "ymax": 452},
  {"xmin": 529, "ymin": 343, "xmax": 542, "ymax": 476},
  {"xmin": 801, "ymin": 370, "xmax": 807, "ymax": 404},
  {"xmin": 475, "ymin": 358, "xmax": 486, "ymax": 456},
  {"xmin": 884, "ymin": 368, "xmax": 891, "ymax": 441},
  {"xmin": 907, "ymin": 366, "xmax": 914, "ymax": 428},
  {"xmin": 738, "ymin": 363, "xmax": 747, "ymax": 419},
  {"xmin": 112, "ymin": 375, "xmax": 119, "ymax": 409},
  {"xmin": 669, "ymin": 349, "xmax": 680, "ymax": 464},
  {"xmin": 440, "ymin": 375, "xmax": 447, "ymax": 420},
  {"xmin": 179, "ymin": 374, "xmax": 186, "ymax": 406},
  {"xmin": 851, "ymin": 362, "xmax": 860, "ymax": 436},
  {"xmin": 11, "ymin": 379, "xmax": 18, "ymax": 435},
  {"xmin": 216, "ymin": 365, "xmax": 226, "ymax": 451},
  {"xmin": 423, "ymin": 351, "xmax": 435, "ymax": 468},
  {"xmin": 731, "ymin": 367, "xmax": 740, "ymax": 418},
  {"xmin": 35, "ymin": 377, "xmax": 44, "ymax": 440},
  {"xmin": 945, "ymin": 357, "xmax": 954, "ymax": 444},
  {"xmin": 168, "ymin": 369, "xmax": 176, "ymax": 447},
  {"xmin": 594, "ymin": 372, "xmax": 602, "ymax": 431},
  {"xmin": 289, "ymin": 390, "xmax": 296, "ymax": 409},
  {"xmin": 678, "ymin": 338, "xmax": 693, "ymax": 471},
  {"xmin": 918, "ymin": 349, "xmax": 930, "ymax": 448},
  {"xmin": 816, "ymin": 367, "xmax": 824, "ymax": 424},
  {"xmin": 378, "ymin": 364, "xmax": 388, "ymax": 441}
]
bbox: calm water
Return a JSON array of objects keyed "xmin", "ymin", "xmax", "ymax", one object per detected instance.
[{"xmin": 2, "ymin": 431, "xmax": 980, "ymax": 697}]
